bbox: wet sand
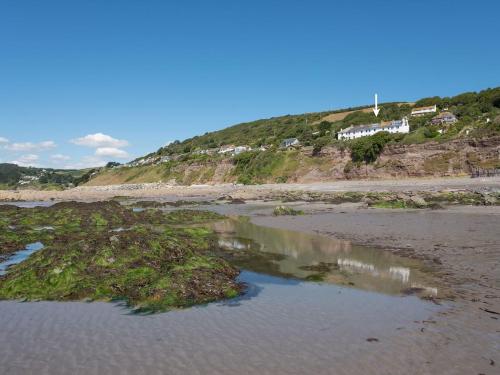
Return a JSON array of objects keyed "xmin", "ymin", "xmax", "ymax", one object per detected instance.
[
  {"xmin": 250, "ymin": 204, "xmax": 500, "ymax": 374},
  {"xmin": 0, "ymin": 272, "xmax": 440, "ymax": 375}
]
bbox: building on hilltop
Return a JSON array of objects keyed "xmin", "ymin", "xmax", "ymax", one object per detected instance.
[
  {"xmin": 234, "ymin": 145, "xmax": 251, "ymax": 155},
  {"xmin": 218, "ymin": 145, "xmax": 236, "ymax": 154},
  {"xmin": 431, "ymin": 111, "xmax": 457, "ymax": 125},
  {"xmin": 411, "ymin": 105, "xmax": 437, "ymax": 117},
  {"xmin": 280, "ymin": 138, "xmax": 300, "ymax": 149},
  {"xmin": 338, "ymin": 117, "xmax": 410, "ymax": 140}
]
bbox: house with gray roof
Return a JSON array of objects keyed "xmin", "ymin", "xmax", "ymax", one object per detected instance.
[
  {"xmin": 338, "ymin": 117, "xmax": 410, "ymax": 140},
  {"xmin": 431, "ymin": 112, "xmax": 457, "ymax": 125}
]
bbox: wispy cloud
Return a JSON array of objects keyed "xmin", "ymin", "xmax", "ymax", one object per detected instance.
[
  {"xmin": 95, "ymin": 147, "xmax": 129, "ymax": 159},
  {"xmin": 71, "ymin": 133, "xmax": 129, "ymax": 148},
  {"xmin": 63, "ymin": 156, "xmax": 108, "ymax": 170},
  {"xmin": 10, "ymin": 154, "xmax": 39, "ymax": 167},
  {"xmin": 0, "ymin": 137, "xmax": 9, "ymax": 144},
  {"xmin": 5, "ymin": 141, "xmax": 56, "ymax": 152},
  {"xmin": 50, "ymin": 153, "xmax": 71, "ymax": 161}
]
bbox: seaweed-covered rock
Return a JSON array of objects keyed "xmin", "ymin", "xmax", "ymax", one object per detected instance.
[{"xmin": 0, "ymin": 201, "xmax": 242, "ymax": 312}]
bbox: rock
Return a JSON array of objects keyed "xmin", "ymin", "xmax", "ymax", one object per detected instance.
[
  {"xmin": 409, "ymin": 195, "xmax": 427, "ymax": 207},
  {"xmin": 482, "ymin": 193, "xmax": 497, "ymax": 205}
]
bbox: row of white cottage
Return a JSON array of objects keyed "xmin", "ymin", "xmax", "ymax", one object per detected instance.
[{"xmin": 338, "ymin": 117, "xmax": 410, "ymax": 140}]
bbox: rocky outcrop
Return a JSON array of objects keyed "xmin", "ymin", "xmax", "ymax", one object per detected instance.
[
  {"xmin": 87, "ymin": 137, "xmax": 500, "ymax": 185},
  {"xmin": 335, "ymin": 136, "xmax": 500, "ymax": 181}
]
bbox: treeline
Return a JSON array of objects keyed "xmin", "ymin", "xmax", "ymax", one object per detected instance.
[
  {"xmin": 0, "ymin": 163, "xmax": 88, "ymax": 189},
  {"xmin": 414, "ymin": 87, "xmax": 500, "ymax": 119}
]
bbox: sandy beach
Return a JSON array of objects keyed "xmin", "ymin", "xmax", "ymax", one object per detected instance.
[
  {"xmin": 1, "ymin": 176, "xmax": 499, "ymax": 202},
  {"xmin": 1, "ymin": 176, "xmax": 499, "ymax": 374}
]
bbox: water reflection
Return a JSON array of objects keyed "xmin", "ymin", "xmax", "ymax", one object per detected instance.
[{"xmin": 210, "ymin": 218, "xmax": 438, "ymax": 297}]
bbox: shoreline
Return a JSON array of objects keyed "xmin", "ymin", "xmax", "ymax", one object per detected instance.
[{"xmin": 1, "ymin": 176, "xmax": 499, "ymax": 202}]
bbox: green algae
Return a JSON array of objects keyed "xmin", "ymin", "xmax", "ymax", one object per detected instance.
[
  {"xmin": 0, "ymin": 201, "xmax": 242, "ymax": 313},
  {"xmin": 273, "ymin": 205, "xmax": 304, "ymax": 216}
]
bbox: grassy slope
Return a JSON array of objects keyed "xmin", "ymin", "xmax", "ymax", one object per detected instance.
[{"xmin": 87, "ymin": 87, "xmax": 500, "ymax": 185}]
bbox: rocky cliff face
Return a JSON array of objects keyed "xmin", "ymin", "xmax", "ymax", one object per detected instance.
[
  {"xmin": 87, "ymin": 137, "xmax": 500, "ymax": 186},
  {"xmin": 279, "ymin": 136, "xmax": 499, "ymax": 183},
  {"xmin": 342, "ymin": 136, "xmax": 500, "ymax": 180}
]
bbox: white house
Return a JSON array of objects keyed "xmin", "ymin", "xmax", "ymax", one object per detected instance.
[
  {"xmin": 234, "ymin": 145, "xmax": 251, "ymax": 155},
  {"xmin": 218, "ymin": 145, "xmax": 236, "ymax": 154},
  {"xmin": 338, "ymin": 117, "xmax": 410, "ymax": 140},
  {"xmin": 280, "ymin": 138, "xmax": 299, "ymax": 148},
  {"xmin": 411, "ymin": 105, "xmax": 437, "ymax": 117}
]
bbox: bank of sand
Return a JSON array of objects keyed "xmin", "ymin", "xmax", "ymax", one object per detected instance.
[
  {"xmin": 1, "ymin": 176, "xmax": 499, "ymax": 202},
  {"xmin": 0, "ymin": 176, "xmax": 499, "ymax": 374}
]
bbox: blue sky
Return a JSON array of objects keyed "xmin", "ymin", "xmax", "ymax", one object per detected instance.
[{"xmin": 1, "ymin": 0, "xmax": 499, "ymax": 169}]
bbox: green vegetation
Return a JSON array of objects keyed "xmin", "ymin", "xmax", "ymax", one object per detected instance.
[
  {"xmin": 261, "ymin": 190, "xmax": 499, "ymax": 208},
  {"xmin": 273, "ymin": 205, "xmax": 304, "ymax": 216},
  {"xmin": 0, "ymin": 201, "xmax": 242, "ymax": 313},
  {"xmin": 349, "ymin": 132, "xmax": 396, "ymax": 164},
  {"xmin": 0, "ymin": 163, "xmax": 91, "ymax": 190}
]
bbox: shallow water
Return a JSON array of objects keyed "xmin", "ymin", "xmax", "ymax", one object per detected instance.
[
  {"xmin": 0, "ymin": 271, "xmax": 440, "ymax": 375},
  {"xmin": 0, "ymin": 242, "xmax": 44, "ymax": 275},
  {"xmin": 2, "ymin": 201, "xmax": 54, "ymax": 208},
  {"xmin": 210, "ymin": 218, "xmax": 438, "ymax": 297}
]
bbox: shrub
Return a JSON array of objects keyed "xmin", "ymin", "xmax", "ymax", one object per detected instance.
[
  {"xmin": 273, "ymin": 206, "xmax": 304, "ymax": 216},
  {"xmin": 349, "ymin": 132, "xmax": 392, "ymax": 164},
  {"xmin": 312, "ymin": 137, "xmax": 330, "ymax": 156},
  {"xmin": 423, "ymin": 126, "xmax": 440, "ymax": 138}
]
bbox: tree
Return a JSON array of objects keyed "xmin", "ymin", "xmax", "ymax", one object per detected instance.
[
  {"xmin": 350, "ymin": 132, "xmax": 392, "ymax": 164},
  {"xmin": 312, "ymin": 137, "xmax": 329, "ymax": 156},
  {"xmin": 318, "ymin": 121, "xmax": 332, "ymax": 136},
  {"xmin": 414, "ymin": 96, "xmax": 442, "ymax": 108}
]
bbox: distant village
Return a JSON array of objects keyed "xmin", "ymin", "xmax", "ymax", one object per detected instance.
[{"xmin": 121, "ymin": 104, "xmax": 459, "ymax": 168}]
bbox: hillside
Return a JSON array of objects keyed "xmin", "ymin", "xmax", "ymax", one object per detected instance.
[
  {"xmin": 86, "ymin": 87, "xmax": 500, "ymax": 186},
  {"xmin": 0, "ymin": 164, "xmax": 89, "ymax": 190}
]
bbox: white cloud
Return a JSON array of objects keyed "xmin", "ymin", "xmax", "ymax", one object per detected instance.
[
  {"xmin": 0, "ymin": 137, "xmax": 9, "ymax": 144},
  {"xmin": 50, "ymin": 153, "xmax": 71, "ymax": 161},
  {"xmin": 63, "ymin": 156, "xmax": 108, "ymax": 170},
  {"xmin": 5, "ymin": 140, "xmax": 56, "ymax": 152},
  {"xmin": 95, "ymin": 147, "xmax": 129, "ymax": 159},
  {"xmin": 10, "ymin": 154, "xmax": 39, "ymax": 167},
  {"xmin": 71, "ymin": 133, "xmax": 129, "ymax": 148}
]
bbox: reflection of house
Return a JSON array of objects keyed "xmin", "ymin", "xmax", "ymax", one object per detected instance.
[
  {"xmin": 411, "ymin": 105, "xmax": 437, "ymax": 117},
  {"xmin": 431, "ymin": 111, "xmax": 457, "ymax": 125},
  {"xmin": 280, "ymin": 138, "xmax": 299, "ymax": 148},
  {"xmin": 234, "ymin": 145, "xmax": 251, "ymax": 155},
  {"xmin": 338, "ymin": 117, "xmax": 410, "ymax": 140},
  {"xmin": 389, "ymin": 266, "xmax": 410, "ymax": 283}
]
